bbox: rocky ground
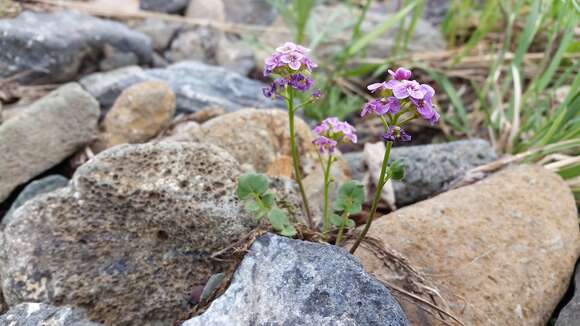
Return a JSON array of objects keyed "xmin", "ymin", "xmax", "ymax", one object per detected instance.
[{"xmin": 0, "ymin": 1, "xmax": 578, "ymax": 325}]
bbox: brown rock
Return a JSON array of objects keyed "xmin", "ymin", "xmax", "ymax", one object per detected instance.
[
  {"xmin": 351, "ymin": 165, "xmax": 580, "ymax": 325},
  {"xmin": 201, "ymin": 109, "xmax": 321, "ymax": 175},
  {"xmin": 93, "ymin": 81, "xmax": 175, "ymax": 152}
]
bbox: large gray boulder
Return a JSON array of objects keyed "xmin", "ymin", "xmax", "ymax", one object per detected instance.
[
  {"xmin": 0, "ymin": 303, "xmax": 102, "ymax": 326},
  {"xmin": 183, "ymin": 234, "xmax": 409, "ymax": 325},
  {"xmin": 0, "ymin": 142, "xmax": 259, "ymax": 325},
  {"xmin": 0, "ymin": 11, "xmax": 152, "ymax": 84},
  {"xmin": 0, "ymin": 83, "xmax": 99, "ymax": 203},
  {"xmin": 2, "ymin": 175, "xmax": 69, "ymax": 225},
  {"xmin": 80, "ymin": 61, "xmax": 279, "ymax": 113}
]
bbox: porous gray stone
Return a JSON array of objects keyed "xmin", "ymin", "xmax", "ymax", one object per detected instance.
[
  {"xmin": 556, "ymin": 263, "xmax": 580, "ymax": 326},
  {"xmin": 183, "ymin": 234, "xmax": 409, "ymax": 326},
  {"xmin": 0, "ymin": 302, "xmax": 102, "ymax": 326},
  {"xmin": 0, "ymin": 83, "xmax": 99, "ymax": 203},
  {"xmin": 0, "ymin": 11, "xmax": 152, "ymax": 84},
  {"xmin": 0, "ymin": 142, "xmax": 258, "ymax": 325},
  {"xmin": 3, "ymin": 175, "xmax": 69, "ymax": 225},
  {"xmin": 390, "ymin": 139, "xmax": 497, "ymax": 205},
  {"xmin": 80, "ymin": 61, "xmax": 279, "ymax": 113}
]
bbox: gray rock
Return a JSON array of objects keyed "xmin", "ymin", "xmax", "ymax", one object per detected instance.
[
  {"xmin": 0, "ymin": 11, "xmax": 152, "ymax": 84},
  {"xmin": 186, "ymin": 0, "xmax": 277, "ymax": 26},
  {"xmin": 80, "ymin": 61, "xmax": 279, "ymax": 113},
  {"xmin": 343, "ymin": 151, "xmax": 365, "ymax": 181},
  {"xmin": 140, "ymin": 0, "xmax": 189, "ymax": 14},
  {"xmin": 0, "ymin": 83, "xmax": 99, "ymax": 203},
  {"xmin": 183, "ymin": 234, "xmax": 409, "ymax": 326},
  {"xmin": 165, "ymin": 27, "xmax": 218, "ymax": 63},
  {"xmin": 3, "ymin": 175, "xmax": 69, "ymax": 225},
  {"xmin": 134, "ymin": 18, "xmax": 181, "ymax": 52},
  {"xmin": 165, "ymin": 28, "xmax": 255, "ymax": 75},
  {"xmin": 216, "ymin": 36, "xmax": 255, "ymax": 76},
  {"xmin": 0, "ymin": 142, "xmax": 261, "ymax": 325},
  {"xmin": 0, "ymin": 302, "xmax": 102, "ymax": 326},
  {"xmin": 98, "ymin": 45, "xmax": 140, "ymax": 72},
  {"xmin": 342, "ymin": 140, "xmax": 497, "ymax": 206},
  {"xmin": 556, "ymin": 263, "xmax": 580, "ymax": 326},
  {"xmin": 391, "ymin": 139, "xmax": 497, "ymax": 205},
  {"xmin": 380, "ymin": 0, "xmax": 452, "ymax": 26}
]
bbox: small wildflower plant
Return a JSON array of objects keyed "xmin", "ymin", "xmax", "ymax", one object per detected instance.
[
  {"xmin": 312, "ymin": 117, "xmax": 360, "ymax": 240},
  {"xmin": 261, "ymin": 42, "xmax": 321, "ymax": 229},
  {"xmin": 349, "ymin": 68, "xmax": 439, "ymax": 253}
]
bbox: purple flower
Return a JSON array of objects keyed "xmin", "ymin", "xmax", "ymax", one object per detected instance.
[
  {"xmin": 276, "ymin": 42, "xmax": 310, "ymax": 54},
  {"xmin": 312, "ymin": 136, "xmax": 338, "ymax": 154},
  {"xmin": 261, "ymin": 78, "xmax": 289, "ymax": 98},
  {"xmin": 264, "ymin": 42, "xmax": 317, "ymax": 77},
  {"xmin": 311, "ymin": 89, "xmax": 322, "ymax": 98},
  {"xmin": 367, "ymin": 82, "xmax": 388, "ymax": 93},
  {"xmin": 288, "ymin": 74, "xmax": 313, "ymax": 92},
  {"xmin": 360, "ymin": 97, "xmax": 400, "ymax": 117},
  {"xmin": 410, "ymin": 84, "xmax": 439, "ymax": 124},
  {"xmin": 280, "ymin": 51, "xmax": 305, "ymax": 70},
  {"xmin": 383, "ymin": 126, "xmax": 411, "ymax": 142},
  {"xmin": 388, "ymin": 68, "xmax": 412, "ymax": 81},
  {"xmin": 313, "ymin": 117, "xmax": 357, "ymax": 146},
  {"xmin": 392, "ymin": 80, "xmax": 426, "ymax": 100},
  {"xmin": 262, "ymin": 85, "xmax": 274, "ymax": 98}
]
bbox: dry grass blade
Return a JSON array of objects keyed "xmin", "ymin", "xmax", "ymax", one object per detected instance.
[{"xmin": 342, "ymin": 236, "xmax": 465, "ymax": 326}]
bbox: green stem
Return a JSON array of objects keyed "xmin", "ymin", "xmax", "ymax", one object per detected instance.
[
  {"xmin": 286, "ymin": 87, "xmax": 314, "ymax": 229},
  {"xmin": 335, "ymin": 209, "xmax": 350, "ymax": 246},
  {"xmin": 321, "ymin": 154, "xmax": 334, "ymax": 240},
  {"xmin": 349, "ymin": 141, "xmax": 393, "ymax": 254}
]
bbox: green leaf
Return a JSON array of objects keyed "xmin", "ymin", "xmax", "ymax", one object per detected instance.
[
  {"xmin": 346, "ymin": 219, "xmax": 356, "ymax": 229},
  {"xmin": 389, "ymin": 160, "xmax": 406, "ymax": 181},
  {"xmin": 330, "ymin": 213, "xmax": 343, "ymax": 227},
  {"xmin": 280, "ymin": 225, "xmax": 297, "ymax": 237},
  {"xmin": 261, "ymin": 192, "xmax": 275, "ymax": 209},
  {"xmin": 333, "ymin": 181, "xmax": 365, "ymax": 214},
  {"xmin": 267, "ymin": 208, "xmax": 295, "ymax": 237},
  {"xmin": 237, "ymin": 173, "xmax": 269, "ymax": 199},
  {"xmin": 244, "ymin": 200, "xmax": 261, "ymax": 213}
]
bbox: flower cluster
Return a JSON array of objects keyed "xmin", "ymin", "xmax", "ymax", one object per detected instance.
[
  {"xmin": 262, "ymin": 42, "xmax": 318, "ymax": 99},
  {"xmin": 312, "ymin": 117, "xmax": 357, "ymax": 154},
  {"xmin": 361, "ymin": 67, "xmax": 439, "ymax": 142}
]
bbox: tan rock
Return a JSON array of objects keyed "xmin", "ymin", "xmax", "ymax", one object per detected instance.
[
  {"xmin": 164, "ymin": 108, "xmax": 352, "ymax": 222},
  {"xmin": 201, "ymin": 109, "xmax": 321, "ymax": 176},
  {"xmin": 351, "ymin": 165, "xmax": 580, "ymax": 325},
  {"xmin": 93, "ymin": 81, "xmax": 175, "ymax": 152}
]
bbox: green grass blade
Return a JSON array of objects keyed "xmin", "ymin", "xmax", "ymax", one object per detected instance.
[
  {"xmin": 345, "ymin": 0, "xmax": 418, "ymax": 58},
  {"xmin": 452, "ymin": 0, "xmax": 498, "ymax": 65}
]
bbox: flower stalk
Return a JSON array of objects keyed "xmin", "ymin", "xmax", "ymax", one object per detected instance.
[
  {"xmin": 285, "ymin": 87, "xmax": 314, "ymax": 228},
  {"xmin": 262, "ymin": 42, "xmax": 321, "ymax": 230},
  {"xmin": 321, "ymin": 154, "xmax": 333, "ymax": 239},
  {"xmin": 349, "ymin": 141, "xmax": 392, "ymax": 253}
]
